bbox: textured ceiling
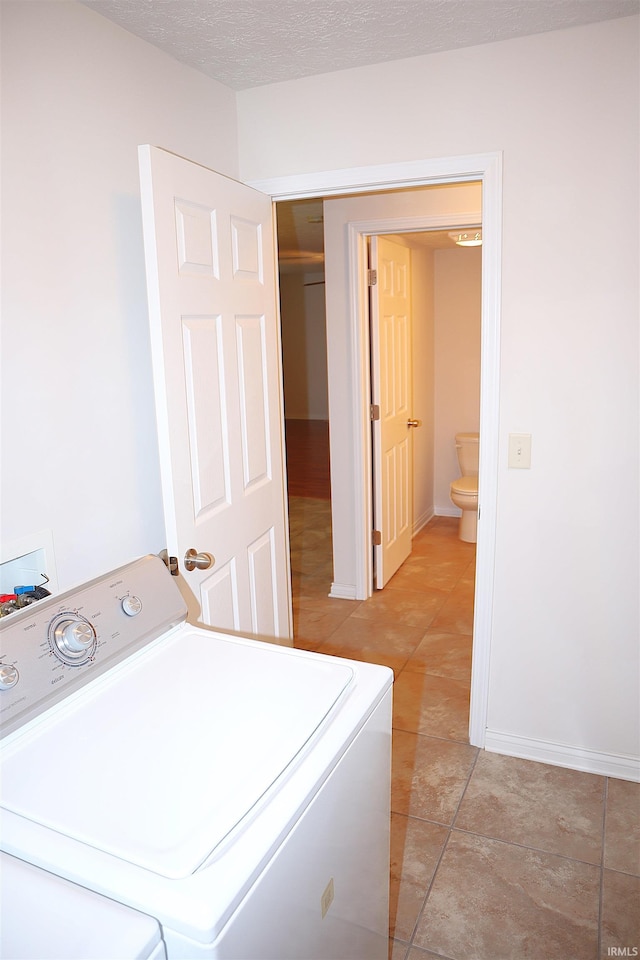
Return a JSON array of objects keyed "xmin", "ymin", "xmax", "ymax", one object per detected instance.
[
  {"xmin": 82, "ymin": 0, "xmax": 637, "ymax": 269},
  {"xmin": 83, "ymin": 0, "xmax": 638, "ymax": 90}
]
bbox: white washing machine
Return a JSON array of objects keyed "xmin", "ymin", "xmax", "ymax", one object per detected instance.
[
  {"xmin": 1, "ymin": 852, "xmax": 166, "ymax": 959},
  {"xmin": 0, "ymin": 555, "xmax": 392, "ymax": 959}
]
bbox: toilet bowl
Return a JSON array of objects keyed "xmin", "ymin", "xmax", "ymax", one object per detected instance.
[{"xmin": 450, "ymin": 432, "xmax": 479, "ymax": 543}]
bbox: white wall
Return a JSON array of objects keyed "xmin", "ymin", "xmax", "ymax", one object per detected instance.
[
  {"xmin": 0, "ymin": 1, "xmax": 238, "ymax": 589},
  {"xmin": 280, "ymin": 271, "xmax": 329, "ymax": 420},
  {"xmin": 238, "ymin": 18, "xmax": 640, "ymax": 774},
  {"xmin": 434, "ymin": 247, "xmax": 482, "ymax": 513}
]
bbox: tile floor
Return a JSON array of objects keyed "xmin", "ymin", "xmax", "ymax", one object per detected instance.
[{"xmin": 288, "ymin": 497, "xmax": 640, "ymax": 960}]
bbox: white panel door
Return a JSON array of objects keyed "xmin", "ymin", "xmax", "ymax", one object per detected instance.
[
  {"xmin": 138, "ymin": 146, "xmax": 291, "ymax": 641},
  {"xmin": 370, "ymin": 236, "xmax": 414, "ymax": 589}
]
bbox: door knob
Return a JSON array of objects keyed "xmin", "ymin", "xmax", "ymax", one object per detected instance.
[
  {"xmin": 184, "ymin": 549, "xmax": 214, "ymax": 572},
  {"xmin": 407, "ymin": 418, "xmax": 422, "ymax": 428}
]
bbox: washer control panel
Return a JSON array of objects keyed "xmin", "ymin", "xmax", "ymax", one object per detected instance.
[{"xmin": 0, "ymin": 555, "xmax": 187, "ymax": 738}]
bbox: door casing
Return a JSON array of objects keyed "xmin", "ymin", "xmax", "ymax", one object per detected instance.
[
  {"xmin": 250, "ymin": 153, "xmax": 502, "ymax": 748},
  {"xmin": 351, "ymin": 211, "xmax": 482, "ymax": 597}
]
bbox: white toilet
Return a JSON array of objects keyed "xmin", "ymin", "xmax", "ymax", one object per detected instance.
[{"xmin": 450, "ymin": 432, "xmax": 479, "ymax": 543}]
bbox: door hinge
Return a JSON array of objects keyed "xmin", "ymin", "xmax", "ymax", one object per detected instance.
[
  {"xmin": 367, "ymin": 269, "xmax": 377, "ymax": 286},
  {"xmin": 370, "ymin": 403, "xmax": 380, "ymax": 421},
  {"xmin": 372, "ymin": 530, "xmax": 382, "ymax": 546},
  {"xmin": 159, "ymin": 550, "xmax": 179, "ymax": 576}
]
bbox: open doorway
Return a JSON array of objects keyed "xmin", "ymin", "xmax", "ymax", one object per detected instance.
[
  {"xmin": 262, "ymin": 150, "xmax": 501, "ymax": 747},
  {"xmin": 367, "ymin": 229, "xmax": 482, "ymax": 589},
  {"xmin": 277, "ymin": 195, "xmax": 482, "ymax": 699},
  {"xmin": 277, "ymin": 207, "xmax": 482, "ymax": 746},
  {"xmin": 276, "ymin": 186, "xmax": 482, "ymax": 590}
]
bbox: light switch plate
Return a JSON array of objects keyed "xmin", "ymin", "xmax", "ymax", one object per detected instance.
[{"xmin": 508, "ymin": 433, "xmax": 531, "ymax": 469}]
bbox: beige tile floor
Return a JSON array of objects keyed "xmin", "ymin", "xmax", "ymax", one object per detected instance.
[{"xmin": 288, "ymin": 497, "xmax": 640, "ymax": 960}]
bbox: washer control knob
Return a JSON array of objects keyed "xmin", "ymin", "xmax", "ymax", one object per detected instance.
[
  {"xmin": 57, "ymin": 620, "xmax": 95, "ymax": 654},
  {"xmin": 0, "ymin": 663, "xmax": 19, "ymax": 690},
  {"xmin": 121, "ymin": 595, "xmax": 142, "ymax": 617},
  {"xmin": 50, "ymin": 614, "xmax": 97, "ymax": 665}
]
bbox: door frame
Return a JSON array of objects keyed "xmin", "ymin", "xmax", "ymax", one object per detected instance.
[
  {"xmin": 250, "ymin": 152, "xmax": 502, "ymax": 747},
  {"xmin": 350, "ymin": 211, "xmax": 482, "ymax": 598}
]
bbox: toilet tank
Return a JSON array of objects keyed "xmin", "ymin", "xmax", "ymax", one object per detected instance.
[{"xmin": 455, "ymin": 433, "xmax": 479, "ymax": 477}]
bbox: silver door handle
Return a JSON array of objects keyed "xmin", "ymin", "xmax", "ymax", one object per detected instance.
[
  {"xmin": 184, "ymin": 549, "xmax": 214, "ymax": 572},
  {"xmin": 407, "ymin": 418, "xmax": 422, "ymax": 428}
]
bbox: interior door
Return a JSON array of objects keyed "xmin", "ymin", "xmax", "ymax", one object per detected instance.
[
  {"xmin": 138, "ymin": 145, "xmax": 291, "ymax": 642},
  {"xmin": 370, "ymin": 236, "xmax": 414, "ymax": 589}
]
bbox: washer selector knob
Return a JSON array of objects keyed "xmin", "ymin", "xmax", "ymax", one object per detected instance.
[
  {"xmin": 0, "ymin": 663, "xmax": 19, "ymax": 690},
  {"xmin": 121, "ymin": 595, "xmax": 142, "ymax": 617},
  {"xmin": 49, "ymin": 613, "xmax": 97, "ymax": 666}
]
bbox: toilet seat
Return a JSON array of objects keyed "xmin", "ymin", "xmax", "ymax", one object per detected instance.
[{"xmin": 450, "ymin": 476, "xmax": 478, "ymax": 497}]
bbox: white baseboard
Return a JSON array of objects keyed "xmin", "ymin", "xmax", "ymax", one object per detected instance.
[
  {"xmin": 484, "ymin": 729, "xmax": 640, "ymax": 782},
  {"xmin": 412, "ymin": 508, "xmax": 435, "ymax": 537},
  {"xmin": 329, "ymin": 581, "xmax": 358, "ymax": 600}
]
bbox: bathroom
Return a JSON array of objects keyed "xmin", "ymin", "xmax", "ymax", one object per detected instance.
[{"xmin": 399, "ymin": 228, "xmax": 482, "ymax": 540}]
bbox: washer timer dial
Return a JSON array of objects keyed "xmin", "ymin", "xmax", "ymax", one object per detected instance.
[{"xmin": 48, "ymin": 612, "xmax": 97, "ymax": 666}]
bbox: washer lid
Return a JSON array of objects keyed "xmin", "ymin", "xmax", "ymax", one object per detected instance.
[{"xmin": 0, "ymin": 630, "xmax": 354, "ymax": 880}]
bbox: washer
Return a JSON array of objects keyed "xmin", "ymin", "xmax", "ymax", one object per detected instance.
[
  {"xmin": 0, "ymin": 555, "xmax": 392, "ymax": 959},
  {"xmin": 0, "ymin": 852, "xmax": 165, "ymax": 959}
]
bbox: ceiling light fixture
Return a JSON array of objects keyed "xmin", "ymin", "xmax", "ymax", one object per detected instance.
[{"xmin": 449, "ymin": 231, "xmax": 482, "ymax": 247}]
